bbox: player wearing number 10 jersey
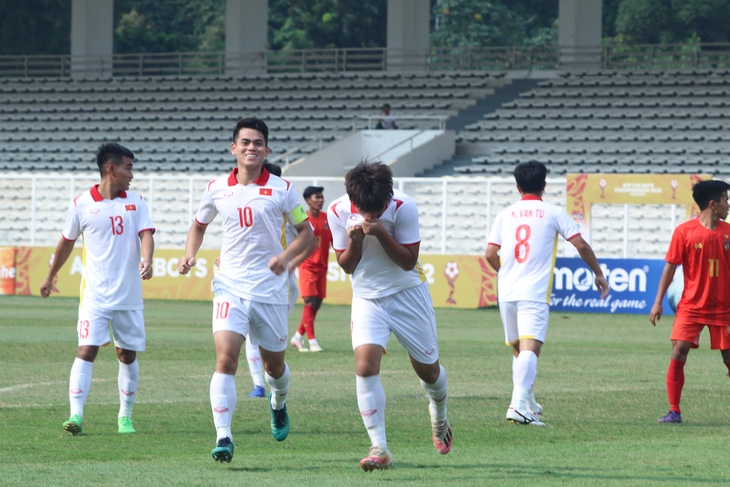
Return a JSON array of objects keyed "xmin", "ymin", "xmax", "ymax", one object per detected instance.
[
  {"xmin": 486, "ymin": 161, "xmax": 608, "ymax": 426},
  {"xmin": 650, "ymin": 180, "xmax": 730, "ymax": 424},
  {"xmin": 40, "ymin": 143, "xmax": 155, "ymax": 436},
  {"xmin": 177, "ymin": 117, "xmax": 313, "ymax": 463}
]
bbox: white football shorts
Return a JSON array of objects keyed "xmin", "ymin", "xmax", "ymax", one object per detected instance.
[
  {"xmin": 212, "ymin": 290, "xmax": 289, "ymax": 353},
  {"xmin": 77, "ymin": 306, "xmax": 146, "ymax": 351},
  {"xmin": 499, "ymin": 300, "xmax": 549, "ymax": 346},
  {"xmin": 351, "ymin": 282, "xmax": 439, "ymax": 365}
]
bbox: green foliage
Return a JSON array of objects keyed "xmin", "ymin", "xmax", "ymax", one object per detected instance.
[
  {"xmin": 615, "ymin": 0, "xmax": 730, "ymax": 44},
  {"xmin": 0, "ymin": 0, "xmax": 71, "ymax": 56},
  {"xmin": 268, "ymin": 0, "xmax": 386, "ymax": 50},
  {"xmin": 431, "ymin": 0, "xmax": 559, "ymax": 48},
  {"xmin": 113, "ymin": 0, "xmax": 225, "ymax": 54}
]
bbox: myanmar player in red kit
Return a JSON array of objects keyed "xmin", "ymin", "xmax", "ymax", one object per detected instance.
[
  {"xmin": 291, "ymin": 186, "xmax": 332, "ymax": 353},
  {"xmin": 650, "ymin": 180, "xmax": 730, "ymax": 423}
]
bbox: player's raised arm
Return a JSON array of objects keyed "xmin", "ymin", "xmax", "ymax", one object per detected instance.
[
  {"xmin": 650, "ymin": 262, "xmax": 677, "ymax": 326},
  {"xmin": 568, "ymin": 235, "xmax": 609, "ymax": 298}
]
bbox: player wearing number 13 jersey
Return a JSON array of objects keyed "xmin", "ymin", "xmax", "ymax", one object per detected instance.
[
  {"xmin": 40, "ymin": 143, "xmax": 155, "ymax": 437},
  {"xmin": 178, "ymin": 118, "xmax": 314, "ymax": 463},
  {"xmin": 650, "ymin": 180, "xmax": 730, "ymax": 424},
  {"xmin": 486, "ymin": 161, "xmax": 608, "ymax": 426}
]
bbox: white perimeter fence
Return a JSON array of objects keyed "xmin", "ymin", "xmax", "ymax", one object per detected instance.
[{"xmin": 0, "ymin": 174, "xmax": 692, "ymax": 259}]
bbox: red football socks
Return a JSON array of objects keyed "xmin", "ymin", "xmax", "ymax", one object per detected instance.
[{"xmin": 666, "ymin": 358, "xmax": 685, "ymax": 413}]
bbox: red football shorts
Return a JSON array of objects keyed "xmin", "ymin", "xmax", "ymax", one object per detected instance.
[
  {"xmin": 299, "ymin": 266, "xmax": 327, "ymax": 298},
  {"xmin": 671, "ymin": 317, "xmax": 730, "ymax": 350}
]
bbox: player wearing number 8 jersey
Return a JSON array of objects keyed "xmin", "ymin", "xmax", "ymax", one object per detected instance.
[
  {"xmin": 650, "ymin": 180, "xmax": 730, "ymax": 424},
  {"xmin": 486, "ymin": 161, "xmax": 608, "ymax": 426},
  {"xmin": 177, "ymin": 117, "xmax": 314, "ymax": 463},
  {"xmin": 40, "ymin": 143, "xmax": 155, "ymax": 436}
]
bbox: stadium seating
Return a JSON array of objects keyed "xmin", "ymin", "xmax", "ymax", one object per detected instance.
[
  {"xmin": 0, "ymin": 71, "xmax": 504, "ymax": 174},
  {"xmin": 454, "ymin": 69, "xmax": 730, "ymax": 179}
]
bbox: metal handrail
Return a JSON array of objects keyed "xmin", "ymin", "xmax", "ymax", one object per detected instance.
[
  {"xmin": 1, "ymin": 43, "xmax": 729, "ymax": 78},
  {"xmin": 360, "ymin": 115, "xmax": 449, "ymax": 130}
]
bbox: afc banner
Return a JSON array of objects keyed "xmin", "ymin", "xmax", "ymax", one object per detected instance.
[{"xmin": 550, "ymin": 257, "xmax": 673, "ymax": 315}]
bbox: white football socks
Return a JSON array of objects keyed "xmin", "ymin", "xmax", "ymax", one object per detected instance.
[
  {"xmin": 511, "ymin": 350, "xmax": 538, "ymax": 410},
  {"xmin": 265, "ymin": 363, "xmax": 290, "ymax": 410},
  {"xmin": 356, "ymin": 374, "xmax": 387, "ymax": 450},
  {"xmin": 245, "ymin": 337, "xmax": 265, "ymax": 388},
  {"xmin": 420, "ymin": 365, "xmax": 448, "ymax": 421},
  {"xmin": 210, "ymin": 372, "xmax": 236, "ymax": 441},
  {"xmin": 118, "ymin": 359, "xmax": 139, "ymax": 419},
  {"xmin": 69, "ymin": 357, "xmax": 93, "ymax": 418}
]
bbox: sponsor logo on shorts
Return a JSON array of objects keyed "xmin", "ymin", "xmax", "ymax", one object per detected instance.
[
  {"xmin": 424, "ymin": 348, "xmax": 435, "ymax": 356},
  {"xmin": 280, "ymin": 335, "xmax": 287, "ymax": 343},
  {"xmin": 70, "ymin": 389, "xmax": 83, "ymax": 394},
  {"xmin": 121, "ymin": 389, "xmax": 135, "ymax": 396},
  {"xmin": 213, "ymin": 407, "xmax": 229, "ymax": 413},
  {"xmin": 361, "ymin": 409, "xmax": 377, "ymax": 418}
]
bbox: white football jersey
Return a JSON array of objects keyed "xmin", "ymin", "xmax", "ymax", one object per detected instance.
[
  {"xmin": 327, "ymin": 189, "xmax": 426, "ymax": 299},
  {"xmin": 197, "ymin": 167, "xmax": 307, "ymax": 304},
  {"xmin": 488, "ymin": 195, "xmax": 580, "ymax": 303},
  {"xmin": 62, "ymin": 185, "xmax": 155, "ymax": 310}
]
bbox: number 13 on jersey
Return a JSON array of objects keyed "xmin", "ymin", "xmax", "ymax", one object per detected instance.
[{"xmin": 514, "ymin": 224, "xmax": 531, "ymax": 263}]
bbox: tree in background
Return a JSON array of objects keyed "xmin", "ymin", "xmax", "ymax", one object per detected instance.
[
  {"xmin": 430, "ymin": 0, "xmax": 558, "ymax": 48},
  {"xmin": 114, "ymin": 0, "xmax": 225, "ymax": 53},
  {"xmin": 0, "ymin": 0, "xmax": 71, "ymax": 55},
  {"xmin": 268, "ymin": 0, "xmax": 386, "ymax": 50},
  {"xmin": 614, "ymin": 0, "xmax": 730, "ymax": 45}
]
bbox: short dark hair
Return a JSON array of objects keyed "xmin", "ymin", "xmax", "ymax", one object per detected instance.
[
  {"xmin": 96, "ymin": 143, "xmax": 134, "ymax": 177},
  {"xmin": 303, "ymin": 186, "xmax": 324, "ymax": 200},
  {"xmin": 345, "ymin": 160, "xmax": 393, "ymax": 213},
  {"xmin": 233, "ymin": 117, "xmax": 269, "ymax": 146},
  {"xmin": 692, "ymin": 180, "xmax": 730, "ymax": 210},
  {"xmin": 263, "ymin": 161, "xmax": 281, "ymax": 177},
  {"xmin": 514, "ymin": 160, "xmax": 547, "ymax": 195},
  {"xmin": 382, "ymin": 103, "xmax": 391, "ymax": 109}
]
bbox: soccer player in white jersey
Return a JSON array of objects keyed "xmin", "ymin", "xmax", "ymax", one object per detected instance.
[
  {"xmin": 39, "ymin": 143, "xmax": 155, "ymax": 436},
  {"xmin": 327, "ymin": 161, "xmax": 452, "ymax": 472},
  {"xmin": 223, "ymin": 161, "xmax": 315, "ymax": 399},
  {"xmin": 177, "ymin": 118, "xmax": 314, "ymax": 463},
  {"xmin": 486, "ymin": 160, "xmax": 609, "ymax": 426}
]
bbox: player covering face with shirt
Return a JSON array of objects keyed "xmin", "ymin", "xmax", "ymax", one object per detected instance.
[{"xmin": 327, "ymin": 160, "xmax": 452, "ymax": 471}]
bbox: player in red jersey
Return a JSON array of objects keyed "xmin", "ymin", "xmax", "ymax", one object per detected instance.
[
  {"xmin": 650, "ymin": 179, "xmax": 730, "ymax": 423},
  {"xmin": 290, "ymin": 186, "xmax": 333, "ymax": 353}
]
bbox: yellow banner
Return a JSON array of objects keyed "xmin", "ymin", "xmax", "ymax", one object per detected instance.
[
  {"xmin": 566, "ymin": 173, "xmax": 709, "ymax": 245},
  {"xmin": 15, "ymin": 247, "xmax": 498, "ymax": 309}
]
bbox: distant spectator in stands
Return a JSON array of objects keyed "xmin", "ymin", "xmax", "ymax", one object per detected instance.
[{"xmin": 375, "ymin": 104, "xmax": 397, "ymax": 130}]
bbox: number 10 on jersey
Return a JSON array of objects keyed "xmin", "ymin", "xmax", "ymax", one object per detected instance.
[{"xmin": 237, "ymin": 207, "xmax": 254, "ymax": 228}]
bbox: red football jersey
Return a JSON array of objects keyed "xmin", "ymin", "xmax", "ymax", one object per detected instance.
[
  {"xmin": 666, "ymin": 218, "xmax": 730, "ymax": 325},
  {"xmin": 301, "ymin": 211, "xmax": 332, "ymax": 271}
]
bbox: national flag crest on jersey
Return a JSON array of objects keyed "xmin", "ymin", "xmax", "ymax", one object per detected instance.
[
  {"xmin": 724, "ymin": 239, "xmax": 730, "ymax": 251},
  {"xmin": 125, "ymin": 204, "xmax": 136, "ymax": 211},
  {"xmin": 260, "ymin": 188, "xmax": 272, "ymax": 196}
]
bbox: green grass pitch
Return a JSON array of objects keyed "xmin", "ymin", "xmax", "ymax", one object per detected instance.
[{"xmin": 2, "ymin": 295, "xmax": 730, "ymax": 486}]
